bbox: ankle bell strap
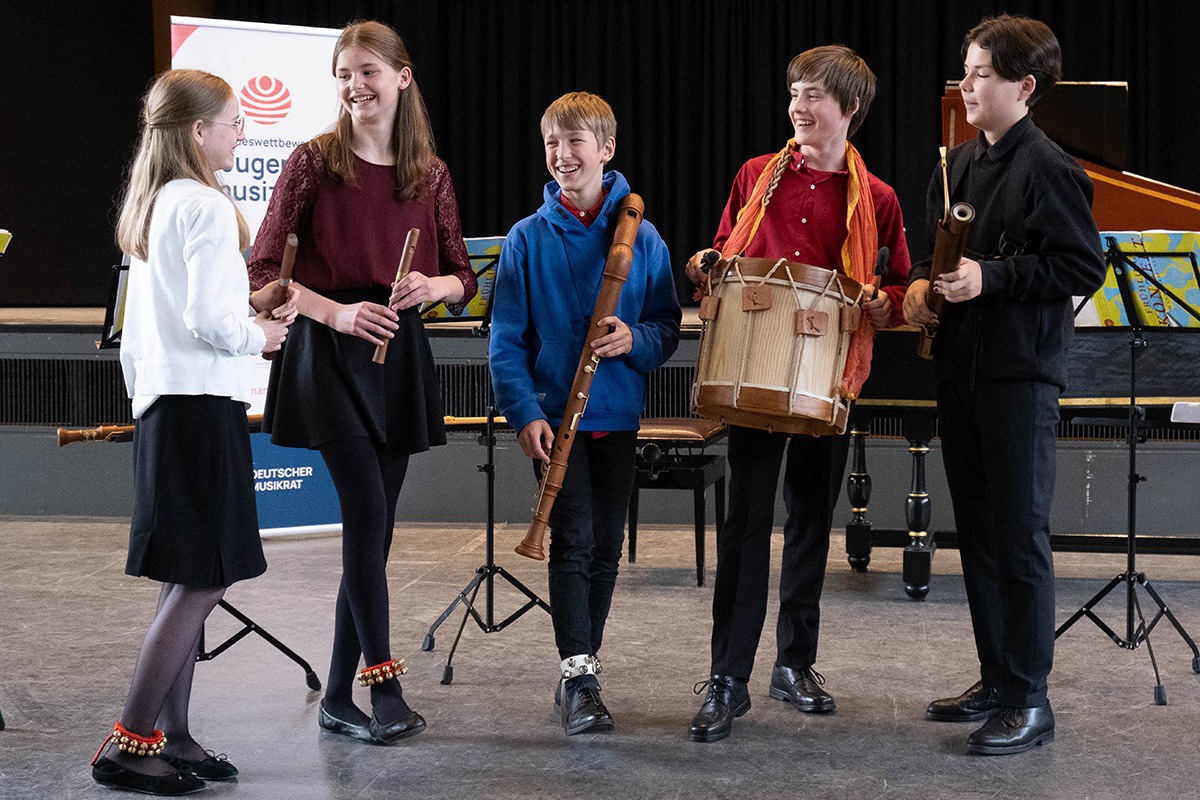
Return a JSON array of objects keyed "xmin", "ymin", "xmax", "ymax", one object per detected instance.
[
  {"xmin": 560, "ymin": 654, "xmax": 602, "ymax": 680},
  {"xmin": 358, "ymin": 658, "xmax": 407, "ymax": 687},
  {"xmin": 112, "ymin": 720, "xmax": 167, "ymax": 756}
]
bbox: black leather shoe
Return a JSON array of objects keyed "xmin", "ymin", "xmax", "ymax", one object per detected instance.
[
  {"xmin": 561, "ymin": 676, "xmax": 614, "ymax": 735},
  {"xmin": 689, "ymin": 675, "xmax": 751, "ymax": 743},
  {"xmin": 369, "ymin": 709, "xmax": 427, "ymax": 744},
  {"xmin": 967, "ymin": 704, "xmax": 1055, "ymax": 755},
  {"xmin": 162, "ymin": 751, "xmax": 238, "ymax": 781},
  {"xmin": 768, "ymin": 664, "xmax": 835, "ymax": 713},
  {"xmin": 92, "ymin": 757, "xmax": 206, "ymax": 795},
  {"xmin": 318, "ymin": 704, "xmax": 374, "ymax": 742},
  {"xmin": 926, "ymin": 681, "xmax": 1001, "ymax": 722}
]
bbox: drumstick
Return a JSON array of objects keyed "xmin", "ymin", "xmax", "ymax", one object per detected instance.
[
  {"xmin": 372, "ymin": 228, "xmax": 421, "ymax": 365},
  {"xmin": 872, "ymin": 246, "xmax": 889, "ymax": 290}
]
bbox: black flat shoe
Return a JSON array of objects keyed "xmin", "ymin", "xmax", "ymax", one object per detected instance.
[
  {"xmin": 561, "ymin": 675, "xmax": 614, "ymax": 736},
  {"xmin": 317, "ymin": 704, "xmax": 374, "ymax": 743},
  {"xmin": 92, "ymin": 757, "xmax": 206, "ymax": 796},
  {"xmin": 689, "ymin": 675, "xmax": 750, "ymax": 743},
  {"xmin": 926, "ymin": 681, "xmax": 1001, "ymax": 722},
  {"xmin": 161, "ymin": 752, "xmax": 238, "ymax": 781},
  {"xmin": 369, "ymin": 710, "xmax": 427, "ymax": 744},
  {"xmin": 768, "ymin": 664, "xmax": 835, "ymax": 713},
  {"xmin": 967, "ymin": 704, "xmax": 1055, "ymax": 755}
]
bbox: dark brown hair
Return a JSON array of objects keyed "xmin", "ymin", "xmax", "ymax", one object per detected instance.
[{"xmin": 963, "ymin": 14, "xmax": 1062, "ymax": 106}]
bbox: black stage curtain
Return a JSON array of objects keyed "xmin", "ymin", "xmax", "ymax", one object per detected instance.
[
  {"xmin": 215, "ymin": 0, "xmax": 1200, "ymax": 303},
  {"xmin": 0, "ymin": 5, "xmax": 155, "ymax": 306},
  {"xmin": 4, "ymin": 1, "xmax": 1198, "ymax": 305}
]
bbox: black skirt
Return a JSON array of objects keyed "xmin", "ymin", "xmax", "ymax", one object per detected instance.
[
  {"xmin": 262, "ymin": 287, "xmax": 447, "ymax": 456},
  {"xmin": 126, "ymin": 395, "xmax": 267, "ymax": 588}
]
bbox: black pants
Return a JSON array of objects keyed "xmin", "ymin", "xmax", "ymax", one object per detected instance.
[
  {"xmin": 710, "ymin": 425, "xmax": 850, "ymax": 681},
  {"xmin": 938, "ymin": 380, "xmax": 1059, "ymax": 708},
  {"xmin": 536, "ymin": 431, "xmax": 636, "ymax": 661}
]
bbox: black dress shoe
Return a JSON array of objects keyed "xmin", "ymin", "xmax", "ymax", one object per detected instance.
[
  {"xmin": 92, "ymin": 757, "xmax": 206, "ymax": 795},
  {"xmin": 561, "ymin": 675, "xmax": 614, "ymax": 736},
  {"xmin": 317, "ymin": 704, "xmax": 374, "ymax": 743},
  {"xmin": 369, "ymin": 709, "xmax": 427, "ymax": 744},
  {"xmin": 689, "ymin": 675, "xmax": 751, "ymax": 743},
  {"xmin": 926, "ymin": 681, "xmax": 1001, "ymax": 722},
  {"xmin": 967, "ymin": 704, "xmax": 1055, "ymax": 755},
  {"xmin": 162, "ymin": 751, "xmax": 238, "ymax": 781},
  {"xmin": 768, "ymin": 664, "xmax": 836, "ymax": 713}
]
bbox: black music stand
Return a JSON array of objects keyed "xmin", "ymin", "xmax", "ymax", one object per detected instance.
[
  {"xmin": 199, "ymin": 601, "xmax": 321, "ymax": 690},
  {"xmin": 420, "ymin": 318, "xmax": 550, "ymax": 684},
  {"xmin": 1056, "ymin": 238, "xmax": 1200, "ymax": 703}
]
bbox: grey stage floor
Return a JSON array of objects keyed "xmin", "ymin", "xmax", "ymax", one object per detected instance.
[{"xmin": 2, "ymin": 517, "xmax": 1199, "ymax": 799}]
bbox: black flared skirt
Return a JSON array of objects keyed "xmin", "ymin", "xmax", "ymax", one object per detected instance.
[
  {"xmin": 261, "ymin": 287, "xmax": 447, "ymax": 456},
  {"xmin": 126, "ymin": 395, "xmax": 267, "ymax": 588}
]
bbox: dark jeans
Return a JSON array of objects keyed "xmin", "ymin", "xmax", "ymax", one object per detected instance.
[
  {"xmin": 710, "ymin": 425, "xmax": 850, "ymax": 681},
  {"xmin": 938, "ymin": 380, "xmax": 1059, "ymax": 708},
  {"xmin": 535, "ymin": 430, "xmax": 637, "ymax": 661}
]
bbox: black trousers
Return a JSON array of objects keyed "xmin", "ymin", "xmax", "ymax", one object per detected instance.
[
  {"xmin": 710, "ymin": 425, "xmax": 850, "ymax": 681},
  {"xmin": 536, "ymin": 431, "xmax": 637, "ymax": 661},
  {"xmin": 938, "ymin": 380, "xmax": 1059, "ymax": 708}
]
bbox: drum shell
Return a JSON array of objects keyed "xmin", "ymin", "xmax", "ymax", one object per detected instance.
[{"xmin": 691, "ymin": 257, "xmax": 862, "ymax": 436}]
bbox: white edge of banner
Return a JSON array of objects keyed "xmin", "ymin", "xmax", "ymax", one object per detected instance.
[
  {"xmin": 260, "ymin": 523, "xmax": 343, "ymax": 539},
  {"xmin": 171, "ymin": 15, "xmax": 341, "ymax": 38}
]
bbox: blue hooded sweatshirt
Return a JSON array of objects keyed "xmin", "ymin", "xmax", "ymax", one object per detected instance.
[{"xmin": 489, "ymin": 171, "xmax": 681, "ymax": 434}]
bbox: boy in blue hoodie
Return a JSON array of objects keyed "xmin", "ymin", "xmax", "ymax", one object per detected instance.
[{"xmin": 489, "ymin": 91, "xmax": 681, "ymax": 736}]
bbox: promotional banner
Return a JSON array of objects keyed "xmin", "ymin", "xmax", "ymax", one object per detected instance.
[
  {"xmin": 171, "ymin": 16, "xmax": 340, "ymax": 241},
  {"xmin": 173, "ymin": 17, "xmax": 343, "ymax": 534}
]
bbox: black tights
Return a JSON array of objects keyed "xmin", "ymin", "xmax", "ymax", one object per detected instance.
[
  {"xmin": 104, "ymin": 582, "xmax": 226, "ymax": 775},
  {"xmin": 319, "ymin": 437, "xmax": 410, "ymax": 724}
]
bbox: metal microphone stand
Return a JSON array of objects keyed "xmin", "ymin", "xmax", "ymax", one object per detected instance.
[{"xmin": 1056, "ymin": 239, "xmax": 1200, "ymax": 703}]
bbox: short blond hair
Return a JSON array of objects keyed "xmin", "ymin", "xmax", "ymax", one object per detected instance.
[{"xmin": 540, "ymin": 92, "xmax": 617, "ymax": 144}]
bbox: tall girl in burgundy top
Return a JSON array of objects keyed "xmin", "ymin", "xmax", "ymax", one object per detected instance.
[{"xmin": 248, "ymin": 20, "xmax": 476, "ymax": 744}]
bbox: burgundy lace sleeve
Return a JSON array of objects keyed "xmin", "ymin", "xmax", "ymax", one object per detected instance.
[
  {"xmin": 430, "ymin": 159, "xmax": 477, "ymax": 310},
  {"xmin": 247, "ymin": 143, "xmax": 323, "ymax": 291}
]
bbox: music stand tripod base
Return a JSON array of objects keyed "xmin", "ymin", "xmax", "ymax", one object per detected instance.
[
  {"xmin": 199, "ymin": 600, "xmax": 322, "ymax": 691},
  {"xmin": 1055, "ymin": 240, "xmax": 1200, "ymax": 703},
  {"xmin": 421, "ymin": 409, "xmax": 550, "ymax": 685}
]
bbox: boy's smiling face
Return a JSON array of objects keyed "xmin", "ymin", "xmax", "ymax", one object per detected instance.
[
  {"xmin": 788, "ymin": 79, "xmax": 855, "ymax": 156},
  {"xmin": 543, "ymin": 124, "xmax": 615, "ymax": 206}
]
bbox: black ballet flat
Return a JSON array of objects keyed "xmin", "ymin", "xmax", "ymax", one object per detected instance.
[
  {"xmin": 91, "ymin": 757, "xmax": 206, "ymax": 796},
  {"xmin": 162, "ymin": 751, "xmax": 238, "ymax": 781},
  {"xmin": 368, "ymin": 710, "xmax": 427, "ymax": 744},
  {"xmin": 317, "ymin": 704, "xmax": 374, "ymax": 743}
]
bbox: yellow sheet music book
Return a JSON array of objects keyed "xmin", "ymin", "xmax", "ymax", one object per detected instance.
[{"xmin": 1083, "ymin": 231, "xmax": 1200, "ymax": 328}]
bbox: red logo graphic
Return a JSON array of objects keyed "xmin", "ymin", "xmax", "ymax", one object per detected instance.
[{"xmin": 240, "ymin": 76, "xmax": 292, "ymax": 126}]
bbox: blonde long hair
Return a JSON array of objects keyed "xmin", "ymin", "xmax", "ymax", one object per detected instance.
[
  {"xmin": 311, "ymin": 20, "xmax": 436, "ymax": 200},
  {"xmin": 116, "ymin": 69, "xmax": 249, "ymax": 260}
]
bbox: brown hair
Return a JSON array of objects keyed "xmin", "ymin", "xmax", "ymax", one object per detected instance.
[
  {"xmin": 963, "ymin": 14, "xmax": 1062, "ymax": 106},
  {"xmin": 786, "ymin": 45, "xmax": 877, "ymax": 137},
  {"xmin": 116, "ymin": 69, "xmax": 249, "ymax": 260},
  {"xmin": 540, "ymin": 92, "xmax": 617, "ymax": 145},
  {"xmin": 312, "ymin": 20, "xmax": 436, "ymax": 201}
]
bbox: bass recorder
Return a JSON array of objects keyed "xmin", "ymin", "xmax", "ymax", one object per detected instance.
[{"xmin": 515, "ymin": 194, "xmax": 645, "ymax": 560}]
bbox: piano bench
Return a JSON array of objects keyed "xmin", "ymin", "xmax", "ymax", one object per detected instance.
[{"xmin": 627, "ymin": 418, "xmax": 727, "ymax": 587}]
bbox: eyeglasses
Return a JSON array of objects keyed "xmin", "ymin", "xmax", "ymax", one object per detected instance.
[{"xmin": 208, "ymin": 116, "xmax": 246, "ymax": 134}]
